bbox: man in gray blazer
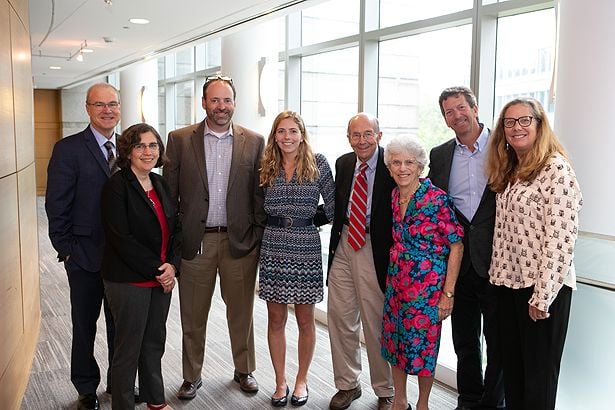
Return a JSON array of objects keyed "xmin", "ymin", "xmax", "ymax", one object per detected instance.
[
  {"xmin": 428, "ymin": 86, "xmax": 504, "ymax": 410},
  {"xmin": 164, "ymin": 76, "xmax": 266, "ymax": 400}
]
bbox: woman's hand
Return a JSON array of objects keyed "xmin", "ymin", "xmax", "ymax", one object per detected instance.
[
  {"xmin": 156, "ymin": 262, "xmax": 176, "ymax": 294},
  {"xmin": 437, "ymin": 294, "xmax": 454, "ymax": 322},
  {"xmin": 528, "ymin": 305, "xmax": 550, "ymax": 322}
]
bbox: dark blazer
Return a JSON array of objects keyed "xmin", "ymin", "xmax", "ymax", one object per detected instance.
[
  {"xmin": 428, "ymin": 138, "xmax": 495, "ymax": 278},
  {"xmin": 327, "ymin": 146, "xmax": 396, "ymax": 292},
  {"xmin": 164, "ymin": 121, "xmax": 266, "ymax": 259},
  {"xmin": 101, "ymin": 168, "xmax": 182, "ymax": 283},
  {"xmin": 45, "ymin": 126, "xmax": 113, "ymax": 272}
]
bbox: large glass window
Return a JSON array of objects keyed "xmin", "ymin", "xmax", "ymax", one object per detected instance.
[
  {"xmin": 378, "ymin": 25, "xmax": 472, "ymax": 153},
  {"xmin": 380, "ymin": 0, "xmax": 472, "ymax": 28},
  {"xmin": 196, "ymin": 38, "xmax": 222, "ymax": 71},
  {"xmin": 301, "ymin": 0, "xmax": 360, "ymax": 46},
  {"xmin": 494, "ymin": 9, "xmax": 556, "ymax": 121},
  {"xmin": 301, "ymin": 47, "xmax": 359, "ymax": 167},
  {"xmin": 175, "ymin": 48, "xmax": 194, "ymax": 76},
  {"xmin": 174, "ymin": 80, "xmax": 194, "ymax": 129}
]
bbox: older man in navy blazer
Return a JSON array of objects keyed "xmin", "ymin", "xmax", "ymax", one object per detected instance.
[
  {"xmin": 45, "ymin": 83, "xmax": 121, "ymax": 410},
  {"xmin": 428, "ymin": 86, "xmax": 504, "ymax": 410}
]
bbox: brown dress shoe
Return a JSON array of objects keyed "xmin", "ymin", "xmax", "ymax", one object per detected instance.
[
  {"xmin": 329, "ymin": 386, "xmax": 362, "ymax": 409},
  {"xmin": 233, "ymin": 371, "xmax": 259, "ymax": 393},
  {"xmin": 177, "ymin": 379, "xmax": 202, "ymax": 400},
  {"xmin": 377, "ymin": 396, "xmax": 394, "ymax": 410}
]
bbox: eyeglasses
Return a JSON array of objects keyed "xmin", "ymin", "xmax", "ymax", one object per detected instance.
[
  {"xmin": 502, "ymin": 116, "xmax": 534, "ymax": 128},
  {"xmin": 87, "ymin": 101, "xmax": 120, "ymax": 110},
  {"xmin": 389, "ymin": 159, "xmax": 417, "ymax": 168},
  {"xmin": 133, "ymin": 142, "xmax": 159, "ymax": 152},
  {"xmin": 349, "ymin": 131, "xmax": 377, "ymax": 142},
  {"xmin": 205, "ymin": 75, "xmax": 233, "ymax": 84}
]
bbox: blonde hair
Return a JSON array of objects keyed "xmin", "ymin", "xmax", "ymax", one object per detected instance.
[
  {"xmin": 260, "ymin": 111, "xmax": 319, "ymax": 187},
  {"xmin": 486, "ymin": 98, "xmax": 569, "ymax": 193}
]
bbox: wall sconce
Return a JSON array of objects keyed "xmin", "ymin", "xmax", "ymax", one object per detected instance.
[{"xmin": 140, "ymin": 85, "xmax": 155, "ymax": 123}]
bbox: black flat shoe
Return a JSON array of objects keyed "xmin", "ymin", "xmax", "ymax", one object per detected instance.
[
  {"xmin": 271, "ymin": 385, "xmax": 289, "ymax": 407},
  {"xmin": 290, "ymin": 386, "xmax": 309, "ymax": 406}
]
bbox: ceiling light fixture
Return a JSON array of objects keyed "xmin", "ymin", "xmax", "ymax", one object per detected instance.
[
  {"xmin": 129, "ymin": 18, "xmax": 150, "ymax": 24},
  {"xmin": 69, "ymin": 40, "xmax": 93, "ymax": 61},
  {"xmin": 104, "ymin": 0, "xmax": 112, "ymax": 5},
  {"xmin": 49, "ymin": 66, "xmax": 61, "ymax": 70}
]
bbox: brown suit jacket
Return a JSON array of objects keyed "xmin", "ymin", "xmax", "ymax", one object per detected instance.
[{"xmin": 164, "ymin": 120, "xmax": 266, "ymax": 259}]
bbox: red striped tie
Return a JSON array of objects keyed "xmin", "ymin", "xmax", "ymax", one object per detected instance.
[{"xmin": 347, "ymin": 162, "xmax": 368, "ymax": 251}]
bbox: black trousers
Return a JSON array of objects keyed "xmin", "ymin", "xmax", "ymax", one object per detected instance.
[
  {"xmin": 451, "ymin": 267, "xmax": 505, "ymax": 409},
  {"xmin": 497, "ymin": 285, "xmax": 572, "ymax": 410},
  {"xmin": 66, "ymin": 260, "xmax": 115, "ymax": 395},
  {"xmin": 104, "ymin": 281, "xmax": 171, "ymax": 409}
]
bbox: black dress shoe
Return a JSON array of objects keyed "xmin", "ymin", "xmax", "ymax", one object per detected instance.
[
  {"xmin": 271, "ymin": 385, "xmax": 290, "ymax": 407},
  {"xmin": 105, "ymin": 386, "xmax": 141, "ymax": 403},
  {"xmin": 77, "ymin": 393, "xmax": 99, "ymax": 410},
  {"xmin": 290, "ymin": 386, "xmax": 308, "ymax": 406}
]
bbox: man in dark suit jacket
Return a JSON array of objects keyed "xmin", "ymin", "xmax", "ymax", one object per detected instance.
[
  {"xmin": 45, "ymin": 83, "xmax": 121, "ymax": 410},
  {"xmin": 428, "ymin": 86, "xmax": 504, "ymax": 410},
  {"xmin": 164, "ymin": 76, "xmax": 266, "ymax": 400},
  {"xmin": 327, "ymin": 113, "xmax": 396, "ymax": 410}
]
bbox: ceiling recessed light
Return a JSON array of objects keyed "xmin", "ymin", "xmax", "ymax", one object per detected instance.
[
  {"xmin": 81, "ymin": 48, "xmax": 94, "ymax": 53},
  {"xmin": 129, "ymin": 18, "xmax": 150, "ymax": 24},
  {"xmin": 49, "ymin": 66, "xmax": 61, "ymax": 70}
]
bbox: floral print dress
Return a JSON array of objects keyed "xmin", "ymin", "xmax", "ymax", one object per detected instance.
[{"xmin": 381, "ymin": 178, "xmax": 463, "ymax": 376}]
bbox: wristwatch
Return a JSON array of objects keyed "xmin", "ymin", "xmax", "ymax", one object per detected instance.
[{"xmin": 444, "ymin": 291, "xmax": 455, "ymax": 298}]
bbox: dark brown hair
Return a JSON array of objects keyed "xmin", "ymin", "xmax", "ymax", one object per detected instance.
[{"xmin": 116, "ymin": 123, "xmax": 167, "ymax": 169}]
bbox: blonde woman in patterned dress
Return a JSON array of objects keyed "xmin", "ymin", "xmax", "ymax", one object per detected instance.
[
  {"xmin": 486, "ymin": 98, "xmax": 582, "ymax": 410},
  {"xmin": 258, "ymin": 111, "xmax": 335, "ymax": 407}
]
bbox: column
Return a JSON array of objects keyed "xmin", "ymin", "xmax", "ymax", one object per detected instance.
[{"xmin": 119, "ymin": 59, "xmax": 159, "ymax": 130}]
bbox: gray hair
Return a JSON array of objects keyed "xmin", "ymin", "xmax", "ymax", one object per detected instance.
[{"xmin": 384, "ymin": 135, "xmax": 428, "ymax": 171}]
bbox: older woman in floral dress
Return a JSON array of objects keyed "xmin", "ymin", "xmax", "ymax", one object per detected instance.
[{"xmin": 380, "ymin": 135, "xmax": 464, "ymax": 410}]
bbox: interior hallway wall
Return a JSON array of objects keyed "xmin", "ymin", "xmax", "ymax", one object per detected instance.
[{"xmin": 0, "ymin": 0, "xmax": 41, "ymax": 408}]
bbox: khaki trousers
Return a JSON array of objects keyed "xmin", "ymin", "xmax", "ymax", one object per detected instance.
[
  {"xmin": 179, "ymin": 231, "xmax": 258, "ymax": 382},
  {"xmin": 327, "ymin": 226, "xmax": 393, "ymax": 398}
]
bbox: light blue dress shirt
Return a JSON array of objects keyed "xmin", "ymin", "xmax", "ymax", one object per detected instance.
[{"xmin": 448, "ymin": 124, "xmax": 489, "ymax": 222}]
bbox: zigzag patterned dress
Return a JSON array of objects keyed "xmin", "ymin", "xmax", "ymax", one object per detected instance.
[{"xmin": 258, "ymin": 153, "xmax": 335, "ymax": 304}]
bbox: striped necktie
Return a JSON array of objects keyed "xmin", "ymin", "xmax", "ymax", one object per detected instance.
[
  {"xmin": 347, "ymin": 162, "xmax": 368, "ymax": 251},
  {"xmin": 104, "ymin": 141, "xmax": 118, "ymax": 174}
]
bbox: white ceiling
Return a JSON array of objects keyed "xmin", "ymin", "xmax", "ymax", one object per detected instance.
[{"xmin": 29, "ymin": 0, "xmax": 304, "ymax": 89}]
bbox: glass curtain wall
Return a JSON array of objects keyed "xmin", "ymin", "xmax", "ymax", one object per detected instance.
[{"xmin": 155, "ymin": 0, "xmax": 562, "ymax": 394}]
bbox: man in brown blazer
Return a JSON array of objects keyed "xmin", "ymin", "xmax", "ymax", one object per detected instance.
[{"xmin": 164, "ymin": 76, "xmax": 266, "ymax": 400}]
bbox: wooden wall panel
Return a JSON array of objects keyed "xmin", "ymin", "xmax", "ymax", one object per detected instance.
[
  {"xmin": 19, "ymin": 164, "xmax": 40, "ymax": 322},
  {"xmin": 7, "ymin": 0, "xmax": 27, "ymax": 30},
  {"xmin": 11, "ymin": 7, "xmax": 34, "ymax": 171},
  {"xmin": 0, "ymin": 1, "xmax": 38, "ymax": 408},
  {"xmin": 0, "ymin": 174, "xmax": 24, "ymax": 373},
  {"xmin": 34, "ymin": 89, "xmax": 61, "ymax": 195},
  {"xmin": 0, "ymin": 1, "xmax": 16, "ymax": 177}
]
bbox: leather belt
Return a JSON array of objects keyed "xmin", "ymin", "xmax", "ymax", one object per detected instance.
[
  {"xmin": 204, "ymin": 226, "xmax": 227, "ymax": 233},
  {"xmin": 343, "ymin": 218, "xmax": 370, "ymax": 233},
  {"xmin": 267, "ymin": 215, "xmax": 313, "ymax": 228}
]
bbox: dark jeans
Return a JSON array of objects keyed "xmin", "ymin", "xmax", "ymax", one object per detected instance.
[
  {"xmin": 66, "ymin": 260, "xmax": 115, "ymax": 394},
  {"xmin": 451, "ymin": 267, "xmax": 505, "ymax": 409},
  {"xmin": 497, "ymin": 285, "xmax": 572, "ymax": 410}
]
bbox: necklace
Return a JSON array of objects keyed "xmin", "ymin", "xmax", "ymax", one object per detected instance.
[{"xmin": 398, "ymin": 181, "xmax": 420, "ymax": 205}]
